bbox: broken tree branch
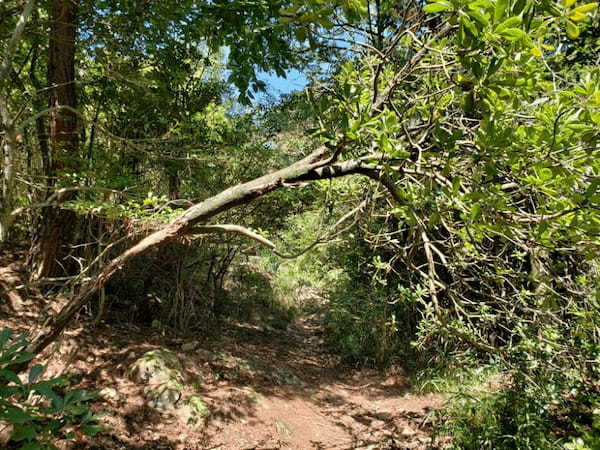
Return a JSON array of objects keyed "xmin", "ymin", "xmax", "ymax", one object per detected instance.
[{"xmin": 18, "ymin": 144, "xmax": 404, "ymax": 369}]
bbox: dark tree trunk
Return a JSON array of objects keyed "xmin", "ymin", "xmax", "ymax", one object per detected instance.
[
  {"xmin": 168, "ymin": 169, "xmax": 180, "ymax": 200},
  {"xmin": 31, "ymin": 0, "xmax": 79, "ymax": 279}
]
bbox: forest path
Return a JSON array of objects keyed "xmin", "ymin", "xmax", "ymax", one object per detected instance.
[
  {"xmin": 56, "ymin": 313, "xmax": 440, "ymax": 449},
  {"xmin": 194, "ymin": 314, "xmax": 441, "ymax": 449},
  {"xmin": 0, "ymin": 245, "xmax": 440, "ymax": 449}
]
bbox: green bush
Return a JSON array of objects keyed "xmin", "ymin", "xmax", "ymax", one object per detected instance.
[
  {"xmin": 0, "ymin": 329, "xmax": 104, "ymax": 449},
  {"xmin": 324, "ymin": 286, "xmax": 420, "ymax": 367},
  {"xmin": 438, "ymin": 382, "xmax": 600, "ymax": 450},
  {"xmin": 436, "ymin": 313, "xmax": 600, "ymax": 449}
]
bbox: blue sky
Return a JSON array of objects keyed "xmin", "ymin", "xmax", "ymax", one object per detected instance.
[{"xmin": 255, "ymin": 68, "xmax": 308, "ymax": 103}]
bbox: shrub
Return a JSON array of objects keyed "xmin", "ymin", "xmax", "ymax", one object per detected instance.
[
  {"xmin": 324, "ymin": 286, "xmax": 420, "ymax": 367},
  {"xmin": 0, "ymin": 329, "xmax": 104, "ymax": 449}
]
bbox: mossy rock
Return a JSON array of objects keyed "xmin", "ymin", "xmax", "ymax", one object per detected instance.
[{"xmin": 129, "ymin": 348, "xmax": 184, "ymax": 386}]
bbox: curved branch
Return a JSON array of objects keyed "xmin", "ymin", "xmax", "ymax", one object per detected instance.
[{"xmin": 21, "ymin": 147, "xmax": 405, "ymax": 366}]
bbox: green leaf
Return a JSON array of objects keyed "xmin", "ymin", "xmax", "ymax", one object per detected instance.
[
  {"xmin": 64, "ymin": 390, "xmax": 84, "ymax": 406},
  {"xmin": 294, "ymin": 27, "xmax": 307, "ymax": 42},
  {"xmin": 470, "ymin": 202, "xmax": 482, "ymax": 220},
  {"xmin": 21, "ymin": 443, "xmax": 44, "ymax": 450},
  {"xmin": 1, "ymin": 406, "xmax": 35, "ymax": 425},
  {"xmin": 0, "ymin": 328, "xmax": 13, "ymax": 348},
  {"xmin": 469, "ymin": 9, "xmax": 490, "ymax": 25},
  {"xmin": 461, "ymin": 15, "xmax": 479, "ymax": 36},
  {"xmin": 585, "ymin": 179, "xmax": 600, "ymax": 199},
  {"xmin": 0, "ymin": 368, "xmax": 22, "ymax": 384},
  {"xmin": 28, "ymin": 364, "xmax": 44, "ymax": 384},
  {"xmin": 494, "ymin": 0, "xmax": 509, "ymax": 22},
  {"xmin": 494, "ymin": 16, "xmax": 522, "ymax": 33},
  {"xmin": 500, "ymin": 28, "xmax": 527, "ymax": 40},
  {"xmin": 11, "ymin": 424, "xmax": 37, "ymax": 442},
  {"xmin": 1, "ymin": 389, "xmax": 24, "ymax": 403},
  {"xmin": 81, "ymin": 424, "xmax": 103, "ymax": 436},
  {"xmin": 569, "ymin": 11, "xmax": 588, "ymax": 20},
  {"xmin": 423, "ymin": 2, "xmax": 451, "ymax": 13},
  {"xmin": 572, "ymin": 2, "xmax": 598, "ymax": 13},
  {"xmin": 566, "ymin": 20, "xmax": 580, "ymax": 38},
  {"xmin": 68, "ymin": 405, "xmax": 89, "ymax": 416},
  {"xmin": 317, "ymin": 16, "xmax": 334, "ymax": 28},
  {"xmin": 32, "ymin": 381, "xmax": 59, "ymax": 403},
  {"xmin": 91, "ymin": 411, "xmax": 110, "ymax": 421},
  {"xmin": 539, "ymin": 167, "xmax": 553, "ymax": 181}
]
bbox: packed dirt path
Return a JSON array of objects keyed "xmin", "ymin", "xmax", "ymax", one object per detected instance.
[
  {"xmin": 43, "ymin": 313, "xmax": 440, "ymax": 450},
  {"xmin": 198, "ymin": 316, "xmax": 440, "ymax": 450}
]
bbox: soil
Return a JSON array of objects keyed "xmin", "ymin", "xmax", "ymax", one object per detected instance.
[{"xmin": 0, "ymin": 249, "xmax": 441, "ymax": 450}]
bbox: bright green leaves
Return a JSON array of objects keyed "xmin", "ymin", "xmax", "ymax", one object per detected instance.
[
  {"xmin": 494, "ymin": 15, "xmax": 522, "ymax": 34},
  {"xmin": 424, "ymin": 0, "xmax": 453, "ymax": 13},
  {"xmin": 493, "ymin": 15, "xmax": 527, "ymax": 40},
  {"xmin": 279, "ymin": 0, "xmax": 366, "ymax": 27},
  {"xmin": 498, "ymin": 27, "xmax": 527, "ymax": 40},
  {"xmin": 423, "ymin": 0, "xmax": 532, "ymax": 45},
  {"xmin": 326, "ymin": 58, "xmax": 409, "ymax": 159},
  {"xmin": 561, "ymin": 1, "xmax": 598, "ymax": 39},
  {"xmin": 494, "ymin": 0, "xmax": 510, "ymax": 22},
  {"xmin": 572, "ymin": 2, "xmax": 599, "ymax": 13}
]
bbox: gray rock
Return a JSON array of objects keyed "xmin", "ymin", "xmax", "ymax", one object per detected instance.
[
  {"xmin": 146, "ymin": 380, "xmax": 183, "ymax": 410},
  {"xmin": 130, "ymin": 348, "xmax": 187, "ymax": 411}
]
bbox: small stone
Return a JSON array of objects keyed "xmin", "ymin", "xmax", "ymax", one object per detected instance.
[
  {"xmin": 181, "ymin": 342, "xmax": 198, "ymax": 352},
  {"xmin": 400, "ymin": 426, "xmax": 416, "ymax": 437},
  {"xmin": 98, "ymin": 387, "xmax": 118, "ymax": 400}
]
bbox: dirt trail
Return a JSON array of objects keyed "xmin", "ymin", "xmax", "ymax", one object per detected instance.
[
  {"xmin": 199, "ymin": 316, "xmax": 440, "ymax": 450},
  {"xmin": 48, "ymin": 313, "xmax": 441, "ymax": 450},
  {"xmin": 0, "ymin": 256, "xmax": 440, "ymax": 450}
]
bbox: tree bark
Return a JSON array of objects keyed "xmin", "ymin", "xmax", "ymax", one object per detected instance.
[
  {"xmin": 0, "ymin": 0, "xmax": 37, "ymax": 242},
  {"xmin": 21, "ymin": 146, "xmax": 400, "ymax": 365},
  {"xmin": 0, "ymin": 136, "xmax": 15, "ymax": 242},
  {"xmin": 31, "ymin": 0, "xmax": 79, "ymax": 279}
]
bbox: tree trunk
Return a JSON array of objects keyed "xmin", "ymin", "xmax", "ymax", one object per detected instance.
[
  {"xmin": 0, "ymin": 0, "xmax": 37, "ymax": 243},
  {"xmin": 0, "ymin": 136, "xmax": 15, "ymax": 242},
  {"xmin": 31, "ymin": 0, "xmax": 79, "ymax": 279}
]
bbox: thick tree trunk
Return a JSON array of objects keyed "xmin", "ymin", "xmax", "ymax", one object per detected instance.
[
  {"xmin": 31, "ymin": 0, "xmax": 79, "ymax": 279},
  {"xmin": 21, "ymin": 146, "xmax": 399, "ymax": 365}
]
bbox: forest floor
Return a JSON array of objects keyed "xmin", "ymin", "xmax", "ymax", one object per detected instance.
[{"xmin": 1, "ymin": 248, "xmax": 442, "ymax": 449}]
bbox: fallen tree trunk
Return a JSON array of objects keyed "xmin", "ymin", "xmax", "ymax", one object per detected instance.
[{"xmin": 21, "ymin": 144, "xmax": 401, "ymax": 367}]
